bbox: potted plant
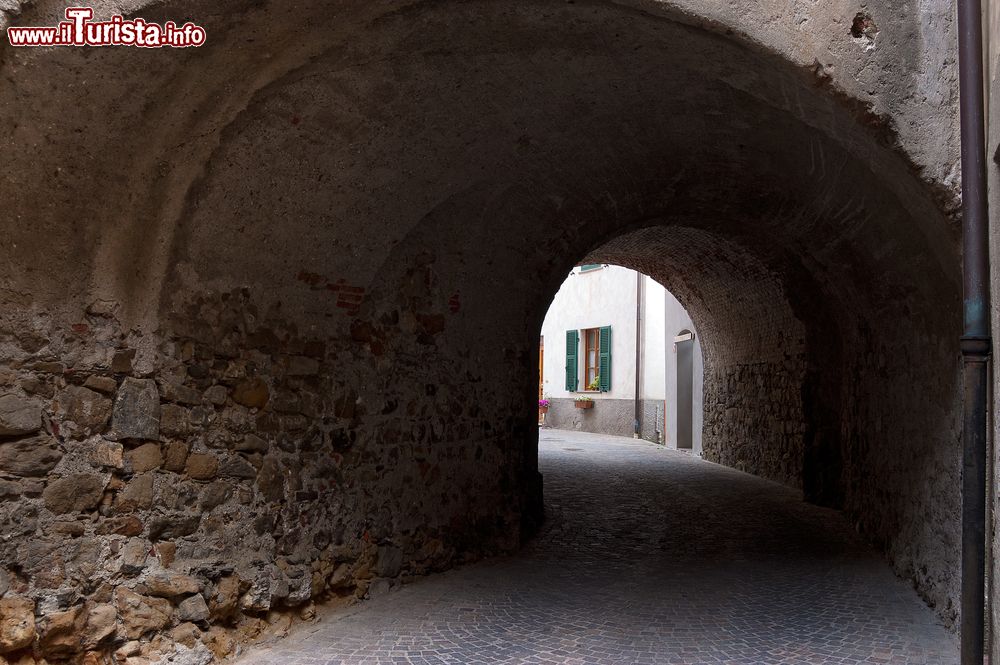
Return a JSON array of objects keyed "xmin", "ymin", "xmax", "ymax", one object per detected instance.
[
  {"xmin": 574, "ymin": 396, "xmax": 594, "ymax": 409},
  {"xmin": 538, "ymin": 398, "xmax": 550, "ymax": 415},
  {"xmin": 587, "ymin": 375, "xmax": 600, "ymax": 391}
]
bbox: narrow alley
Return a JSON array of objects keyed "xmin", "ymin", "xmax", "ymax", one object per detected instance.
[{"xmin": 239, "ymin": 430, "xmax": 957, "ymax": 665}]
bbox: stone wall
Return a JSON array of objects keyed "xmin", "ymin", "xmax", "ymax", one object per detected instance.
[
  {"xmin": 544, "ymin": 399, "xmax": 663, "ymax": 443},
  {"xmin": 702, "ymin": 363, "xmax": 807, "ymax": 489},
  {"xmin": 591, "ymin": 228, "xmax": 813, "ymax": 493},
  {"xmin": 0, "ymin": 292, "xmax": 530, "ymax": 663}
]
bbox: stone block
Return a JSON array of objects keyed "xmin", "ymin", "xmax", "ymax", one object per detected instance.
[
  {"xmin": 114, "ymin": 587, "xmax": 171, "ymax": 640},
  {"xmin": 199, "ymin": 481, "xmax": 232, "ymax": 510},
  {"xmin": 235, "ymin": 433, "xmax": 268, "ymax": 453},
  {"xmin": 203, "ymin": 385, "xmax": 228, "ymax": 406},
  {"xmin": 127, "ymin": 443, "xmax": 162, "ymax": 473},
  {"xmin": 148, "ymin": 514, "xmax": 201, "ymax": 541},
  {"xmin": 43, "ymin": 473, "xmax": 107, "ymax": 514},
  {"xmin": 114, "ymin": 640, "xmax": 141, "ymax": 660},
  {"xmin": 116, "ymin": 474, "xmax": 154, "ymax": 512},
  {"xmin": 86, "ymin": 300, "xmax": 119, "ymax": 317},
  {"xmin": 144, "ymin": 571, "xmax": 202, "ymax": 598},
  {"xmin": 95, "ymin": 515, "xmax": 144, "ymax": 537},
  {"xmin": 218, "ymin": 456, "xmax": 255, "ymax": 479},
  {"xmin": 159, "ymin": 404, "xmax": 191, "ymax": 437},
  {"xmin": 158, "ymin": 381, "xmax": 201, "ymax": 406},
  {"xmin": 184, "ymin": 453, "xmax": 218, "ymax": 481},
  {"xmin": 256, "ymin": 457, "xmax": 283, "ymax": 502},
  {"xmin": 30, "ymin": 361, "xmax": 64, "ymax": 374},
  {"xmin": 285, "ymin": 575, "xmax": 312, "ymax": 607},
  {"xmin": 0, "ymin": 596, "xmax": 35, "ymax": 654},
  {"xmin": 163, "ymin": 441, "xmax": 189, "ymax": 473},
  {"xmin": 119, "ymin": 538, "xmax": 149, "ymax": 577},
  {"xmin": 170, "ymin": 622, "xmax": 201, "ymax": 648},
  {"xmin": 0, "ymin": 480, "xmax": 17, "ymax": 501},
  {"xmin": 0, "ymin": 394, "xmax": 42, "ymax": 436},
  {"xmin": 209, "ymin": 576, "xmax": 240, "ymax": 620},
  {"xmin": 91, "ymin": 439, "xmax": 124, "ymax": 468},
  {"xmin": 81, "ymin": 602, "xmax": 118, "ymax": 649},
  {"xmin": 111, "ymin": 349, "xmax": 135, "ymax": 374},
  {"xmin": 177, "ymin": 594, "xmax": 210, "ymax": 623},
  {"xmin": 20, "ymin": 377, "xmax": 54, "ymax": 398},
  {"xmin": 232, "ymin": 378, "xmax": 268, "ymax": 409},
  {"xmin": 240, "ymin": 573, "xmax": 271, "ymax": 612},
  {"xmin": 110, "ymin": 378, "xmax": 160, "ymax": 440},
  {"xmin": 83, "ymin": 375, "xmax": 118, "ymax": 395},
  {"xmin": 36, "ymin": 605, "xmax": 83, "ymax": 657},
  {"xmin": 156, "ymin": 542, "xmax": 176, "ymax": 568},
  {"xmin": 53, "ymin": 386, "xmax": 112, "ymax": 432},
  {"xmin": 0, "ymin": 434, "xmax": 62, "ymax": 477}
]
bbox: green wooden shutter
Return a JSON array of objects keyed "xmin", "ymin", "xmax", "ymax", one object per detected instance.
[
  {"xmin": 565, "ymin": 330, "xmax": 579, "ymax": 392},
  {"xmin": 599, "ymin": 326, "xmax": 612, "ymax": 392}
]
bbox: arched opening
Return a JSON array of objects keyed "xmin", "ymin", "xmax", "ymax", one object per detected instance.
[
  {"xmin": 537, "ymin": 264, "xmax": 705, "ymax": 452},
  {"xmin": 0, "ymin": 0, "xmax": 964, "ymax": 661}
]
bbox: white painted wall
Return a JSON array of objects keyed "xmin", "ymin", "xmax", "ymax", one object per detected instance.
[
  {"xmin": 642, "ymin": 275, "xmax": 667, "ymax": 401},
  {"xmin": 664, "ymin": 290, "xmax": 704, "ymax": 453},
  {"xmin": 540, "ymin": 265, "xmax": 640, "ymax": 401},
  {"xmin": 541, "ymin": 266, "xmax": 701, "ymax": 448}
]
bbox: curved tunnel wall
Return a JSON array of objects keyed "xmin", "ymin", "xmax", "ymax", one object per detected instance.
[{"xmin": 0, "ymin": 0, "xmax": 965, "ymax": 660}]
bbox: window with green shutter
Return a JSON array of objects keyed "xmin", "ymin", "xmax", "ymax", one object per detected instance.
[
  {"xmin": 598, "ymin": 326, "xmax": 612, "ymax": 392},
  {"xmin": 581, "ymin": 327, "xmax": 611, "ymax": 392},
  {"xmin": 565, "ymin": 330, "xmax": 579, "ymax": 392},
  {"xmin": 578, "ymin": 264, "xmax": 602, "ymax": 272}
]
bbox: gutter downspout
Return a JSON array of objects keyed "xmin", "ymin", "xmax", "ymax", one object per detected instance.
[
  {"xmin": 634, "ymin": 272, "xmax": 643, "ymax": 438},
  {"xmin": 958, "ymin": 0, "xmax": 993, "ymax": 662}
]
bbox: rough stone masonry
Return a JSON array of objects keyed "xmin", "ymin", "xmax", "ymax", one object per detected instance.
[
  {"xmin": 0, "ymin": 290, "xmax": 526, "ymax": 664},
  {"xmin": 0, "ymin": 0, "xmax": 976, "ymax": 662}
]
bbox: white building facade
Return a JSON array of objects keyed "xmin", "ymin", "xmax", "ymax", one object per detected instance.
[{"xmin": 540, "ymin": 264, "xmax": 703, "ymax": 451}]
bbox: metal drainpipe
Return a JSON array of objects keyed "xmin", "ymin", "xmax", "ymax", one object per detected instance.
[
  {"xmin": 958, "ymin": 0, "xmax": 993, "ymax": 661},
  {"xmin": 634, "ymin": 272, "xmax": 643, "ymax": 438}
]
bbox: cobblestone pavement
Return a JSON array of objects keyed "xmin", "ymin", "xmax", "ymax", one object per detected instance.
[{"xmin": 237, "ymin": 430, "xmax": 958, "ymax": 664}]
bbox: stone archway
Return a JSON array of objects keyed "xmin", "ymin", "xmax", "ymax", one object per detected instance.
[{"xmin": 0, "ymin": 0, "xmax": 964, "ymax": 660}]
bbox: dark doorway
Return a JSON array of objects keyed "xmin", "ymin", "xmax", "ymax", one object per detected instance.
[{"xmin": 676, "ymin": 331, "xmax": 694, "ymax": 450}]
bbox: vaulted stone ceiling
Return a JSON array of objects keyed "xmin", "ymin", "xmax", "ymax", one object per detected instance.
[{"xmin": 0, "ymin": 0, "xmax": 965, "ymax": 661}]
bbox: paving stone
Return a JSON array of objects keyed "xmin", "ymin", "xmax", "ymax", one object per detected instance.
[{"xmin": 236, "ymin": 430, "xmax": 959, "ymax": 665}]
